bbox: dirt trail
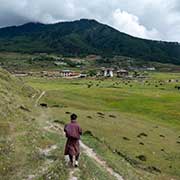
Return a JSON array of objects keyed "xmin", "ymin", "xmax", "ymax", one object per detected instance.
[
  {"xmin": 35, "ymin": 91, "xmax": 45, "ymax": 107},
  {"xmin": 45, "ymin": 121, "xmax": 124, "ymax": 180},
  {"xmin": 44, "ymin": 121, "xmax": 80, "ymax": 180},
  {"xmin": 80, "ymin": 141, "xmax": 123, "ymax": 180},
  {"xmin": 36, "ymin": 91, "xmax": 124, "ymax": 180},
  {"xmin": 68, "ymin": 168, "xmax": 80, "ymax": 180}
]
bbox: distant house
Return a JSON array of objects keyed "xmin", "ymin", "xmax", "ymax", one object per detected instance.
[
  {"xmin": 146, "ymin": 67, "xmax": 156, "ymax": 71},
  {"xmin": 101, "ymin": 68, "xmax": 114, "ymax": 77},
  {"xmin": 117, "ymin": 69, "xmax": 129, "ymax": 78},
  {"xmin": 12, "ymin": 71, "xmax": 28, "ymax": 77},
  {"xmin": 60, "ymin": 70, "xmax": 72, "ymax": 77},
  {"xmin": 60, "ymin": 70, "xmax": 80, "ymax": 78}
]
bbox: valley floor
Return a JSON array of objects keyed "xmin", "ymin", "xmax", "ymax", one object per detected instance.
[{"xmin": 24, "ymin": 72, "xmax": 180, "ymax": 180}]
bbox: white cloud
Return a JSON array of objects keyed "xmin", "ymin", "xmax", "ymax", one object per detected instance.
[
  {"xmin": 0, "ymin": 0, "xmax": 179, "ymax": 42},
  {"xmin": 111, "ymin": 9, "xmax": 160, "ymax": 40}
]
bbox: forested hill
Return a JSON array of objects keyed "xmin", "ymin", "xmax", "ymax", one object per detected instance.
[{"xmin": 0, "ymin": 19, "xmax": 180, "ymax": 65}]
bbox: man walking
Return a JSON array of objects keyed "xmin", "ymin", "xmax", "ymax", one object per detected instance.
[{"xmin": 64, "ymin": 114, "xmax": 82, "ymax": 167}]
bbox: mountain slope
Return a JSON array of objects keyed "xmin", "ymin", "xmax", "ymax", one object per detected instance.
[{"xmin": 0, "ymin": 19, "xmax": 180, "ymax": 64}]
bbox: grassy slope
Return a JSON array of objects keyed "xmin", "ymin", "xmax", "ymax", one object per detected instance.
[
  {"xmin": 26, "ymin": 74, "xmax": 180, "ymax": 179},
  {"xmin": 0, "ymin": 68, "xmax": 116, "ymax": 180},
  {"xmin": 0, "ymin": 68, "xmax": 68, "ymax": 180}
]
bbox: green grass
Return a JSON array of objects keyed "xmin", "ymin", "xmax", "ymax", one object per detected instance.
[
  {"xmin": 25, "ymin": 73, "xmax": 180, "ymax": 179},
  {"xmin": 0, "ymin": 68, "xmax": 121, "ymax": 180},
  {"xmin": 0, "ymin": 69, "xmax": 68, "ymax": 180}
]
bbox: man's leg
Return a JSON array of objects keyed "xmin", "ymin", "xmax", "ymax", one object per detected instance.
[
  {"xmin": 75, "ymin": 154, "xmax": 80, "ymax": 167},
  {"xmin": 75, "ymin": 153, "xmax": 79, "ymax": 161},
  {"xmin": 69, "ymin": 154, "xmax": 73, "ymax": 166}
]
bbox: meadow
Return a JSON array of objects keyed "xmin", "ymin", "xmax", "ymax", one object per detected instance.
[{"xmin": 25, "ymin": 72, "xmax": 180, "ymax": 179}]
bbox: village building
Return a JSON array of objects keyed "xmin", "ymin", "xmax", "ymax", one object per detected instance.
[
  {"xmin": 60, "ymin": 70, "xmax": 80, "ymax": 78},
  {"xmin": 117, "ymin": 69, "xmax": 129, "ymax": 78},
  {"xmin": 146, "ymin": 67, "xmax": 156, "ymax": 71},
  {"xmin": 101, "ymin": 68, "xmax": 114, "ymax": 77},
  {"xmin": 12, "ymin": 71, "xmax": 29, "ymax": 77},
  {"xmin": 60, "ymin": 70, "xmax": 72, "ymax": 77}
]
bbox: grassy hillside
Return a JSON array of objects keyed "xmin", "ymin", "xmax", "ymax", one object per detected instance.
[
  {"xmin": 0, "ymin": 69, "xmax": 120, "ymax": 180},
  {"xmin": 26, "ymin": 73, "xmax": 180, "ymax": 179},
  {"xmin": 0, "ymin": 19, "xmax": 180, "ymax": 65},
  {"xmin": 0, "ymin": 68, "xmax": 67, "ymax": 179}
]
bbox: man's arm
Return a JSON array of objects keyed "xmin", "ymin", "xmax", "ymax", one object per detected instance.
[
  {"xmin": 79, "ymin": 126, "xmax": 82, "ymax": 135},
  {"xmin": 64, "ymin": 124, "xmax": 68, "ymax": 137}
]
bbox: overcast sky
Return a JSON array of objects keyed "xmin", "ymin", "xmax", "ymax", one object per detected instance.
[{"xmin": 0, "ymin": 0, "xmax": 180, "ymax": 42}]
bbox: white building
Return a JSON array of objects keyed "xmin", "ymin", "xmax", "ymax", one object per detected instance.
[{"xmin": 101, "ymin": 68, "xmax": 114, "ymax": 77}]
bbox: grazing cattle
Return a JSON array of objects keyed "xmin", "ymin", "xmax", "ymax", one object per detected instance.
[
  {"xmin": 97, "ymin": 112, "xmax": 105, "ymax": 116},
  {"xmin": 109, "ymin": 115, "xmax": 116, "ymax": 118},
  {"xmin": 40, "ymin": 103, "xmax": 48, "ymax": 108},
  {"xmin": 87, "ymin": 116, "xmax": 92, "ymax": 119},
  {"xmin": 99, "ymin": 116, "xmax": 105, "ymax": 118},
  {"xmin": 87, "ymin": 84, "xmax": 93, "ymax": 88},
  {"xmin": 154, "ymin": 126, "xmax": 159, "ymax": 128},
  {"xmin": 19, "ymin": 105, "xmax": 31, "ymax": 112},
  {"xmin": 139, "ymin": 142, "xmax": 144, "ymax": 145},
  {"xmin": 123, "ymin": 137, "xmax": 130, "ymax": 141},
  {"xmin": 146, "ymin": 166, "xmax": 161, "ymax": 173},
  {"xmin": 136, "ymin": 155, "xmax": 147, "ymax": 161},
  {"xmin": 137, "ymin": 132, "xmax": 148, "ymax": 138}
]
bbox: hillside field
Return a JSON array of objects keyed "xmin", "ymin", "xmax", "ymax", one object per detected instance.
[
  {"xmin": 0, "ymin": 68, "xmax": 119, "ymax": 180},
  {"xmin": 25, "ymin": 72, "xmax": 180, "ymax": 179}
]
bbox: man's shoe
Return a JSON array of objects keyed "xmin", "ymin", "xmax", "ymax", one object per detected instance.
[{"xmin": 75, "ymin": 161, "xmax": 79, "ymax": 167}]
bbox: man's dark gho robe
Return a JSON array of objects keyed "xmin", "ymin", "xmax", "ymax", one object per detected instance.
[{"xmin": 64, "ymin": 121, "xmax": 82, "ymax": 156}]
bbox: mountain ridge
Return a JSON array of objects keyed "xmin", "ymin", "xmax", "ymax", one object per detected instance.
[{"xmin": 0, "ymin": 19, "xmax": 180, "ymax": 64}]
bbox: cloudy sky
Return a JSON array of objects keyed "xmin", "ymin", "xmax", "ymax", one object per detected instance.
[{"xmin": 0, "ymin": 0, "xmax": 180, "ymax": 42}]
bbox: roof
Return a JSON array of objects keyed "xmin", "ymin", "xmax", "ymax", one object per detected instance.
[
  {"xmin": 61, "ymin": 70, "xmax": 71, "ymax": 73},
  {"xmin": 117, "ymin": 69, "xmax": 128, "ymax": 73},
  {"xmin": 101, "ymin": 67, "xmax": 114, "ymax": 71}
]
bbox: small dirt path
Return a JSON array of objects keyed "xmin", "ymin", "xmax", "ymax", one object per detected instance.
[
  {"xmin": 80, "ymin": 141, "xmax": 123, "ymax": 180},
  {"xmin": 68, "ymin": 169, "xmax": 79, "ymax": 180},
  {"xmin": 36, "ymin": 91, "xmax": 124, "ymax": 180},
  {"xmin": 51, "ymin": 122, "xmax": 124, "ymax": 180}
]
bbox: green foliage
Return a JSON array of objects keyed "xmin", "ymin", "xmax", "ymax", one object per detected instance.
[
  {"xmin": 0, "ymin": 19, "xmax": 180, "ymax": 65},
  {"xmin": 88, "ymin": 69, "xmax": 97, "ymax": 76}
]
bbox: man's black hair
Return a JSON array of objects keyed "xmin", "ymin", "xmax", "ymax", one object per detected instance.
[{"xmin": 71, "ymin": 113, "xmax": 77, "ymax": 120}]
